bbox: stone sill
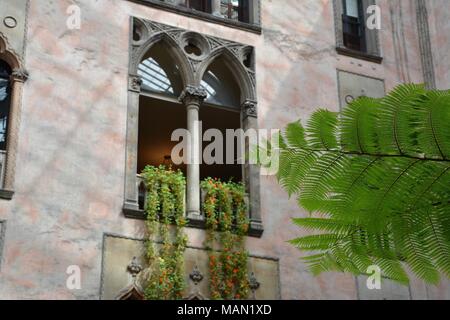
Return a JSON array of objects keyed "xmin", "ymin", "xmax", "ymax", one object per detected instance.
[
  {"xmin": 123, "ymin": 207, "xmax": 264, "ymax": 238},
  {"xmin": 126, "ymin": 0, "xmax": 262, "ymax": 34},
  {"xmin": 0, "ymin": 189, "xmax": 14, "ymax": 200},
  {"xmin": 336, "ymin": 47, "xmax": 383, "ymax": 64}
]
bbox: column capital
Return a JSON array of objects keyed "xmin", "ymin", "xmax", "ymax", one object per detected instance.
[
  {"xmin": 179, "ymin": 86, "xmax": 207, "ymax": 106},
  {"xmin": 11, "ymin": 68, "xmax": 29, "ymax": 83},
  {"xmin": 242, "ymin": 99, "xmax": 258, "ymax": 118}
]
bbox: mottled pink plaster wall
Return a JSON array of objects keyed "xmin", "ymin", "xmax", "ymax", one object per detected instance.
[
  {"xmin": 428, "ymin": 0, "xmax": 450, "ymax": 90},
  {"xmin": 0, "ymin": 0, "xmax": 448, "ymax": 299}
]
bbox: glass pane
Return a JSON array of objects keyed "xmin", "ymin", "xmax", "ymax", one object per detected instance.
[
  {"xmin": 138, "ymin": 42, "xmax": 184, "ymax": 97},
  {"xmin": 345, "ymin": 0, "xmax": 360, "ymax": 18},
  {"xmin": 138, "ymin": 58, "xmax": 175, "ymax": 95},
  {"xmin": 201, "ymin": 56, "xmax": 240, "ymax": 108}
]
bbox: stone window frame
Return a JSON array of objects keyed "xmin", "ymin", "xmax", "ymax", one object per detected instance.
[
  {"xmin": 123, "ymin": 17, "xmax": 263, "ymax": 237},
  {"xmin": 0, "ymin": 33, "xmax": 28, "ymax": 200},
  {"xmin": 333, "ymin": 0, "xmax": 383, "ymax": 63},
  {"xmin": 126, "ymin": 0, "xmax": 262, "ymax": 34}
]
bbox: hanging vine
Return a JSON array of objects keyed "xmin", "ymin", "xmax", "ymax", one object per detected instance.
[
  {"xmin": 201, "ymin": 178, "xmax": 250, "ymax": 300},
  {"xmin": 142, "ymin": 165, "xmax": 187, "ymax": 300}
]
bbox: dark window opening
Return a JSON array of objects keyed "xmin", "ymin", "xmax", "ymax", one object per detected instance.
[
  {"xmin": 0, "ymin": 60, "xmax": 12, "ymax": 151},
  {"xmin": 137, "ymin": 96, "xmax": 187, "ymax": 176},
  {"xmin": 188, "ymin": 0, "xmax": 212, "ymax": 13},
  {"xmin": 342, "ymin": 0, "xmax": 366, "ymax": 52},
  {"xmin": 161, "ymin": 0, "xmax": 251, "ymax": 24},
  {"xmin": 200, "ymin": 105, "xmax": 242, "ymax": 183}
]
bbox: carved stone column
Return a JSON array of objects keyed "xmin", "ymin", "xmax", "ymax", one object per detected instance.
[
  {"xmin": 1, "ymin": 68, "xmax": 28, "ymax": 198},
  {"xmin": 179, "ymin": 86, "xmax": 207, "ymax": 225},
  {"xmin": 242, "ymin": 99, "xmax": 263, "ymax": 237},
  {"xmin": 123, "ymin": 74, "xmax": 142, "ymax": 215}
]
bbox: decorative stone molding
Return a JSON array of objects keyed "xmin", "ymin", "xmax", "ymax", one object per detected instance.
[{"xmin": 129, "ymin": 18, "xmax": 257, "ymax": 101}]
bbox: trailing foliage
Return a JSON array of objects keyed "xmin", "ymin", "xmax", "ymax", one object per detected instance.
[
  {"xmin": 201, "ymin": 178, "xmax": 250, "ymax": 299},
  {"xmin": 273, "ymin": 84, "xmax": 450, "ymax": 285},
  {"xmin": 142, "ymin": 165, "xmax": 187, "ymax": 300}
]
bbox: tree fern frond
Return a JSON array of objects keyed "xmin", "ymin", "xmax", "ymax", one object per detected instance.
[
  {"xmin": 276, "ymin": 84, "xmax": 450, "ymax": 286},
  {"xmin": 414, "ymin": 90, "xmax": 450, "ymax": 159},
  {"xmin": 306, "ymin": 109, "xmax": 339, "ymax": 150},
  {"xmin": 377, "ymin": 83, "xmax": 426, "ymax": 155}
]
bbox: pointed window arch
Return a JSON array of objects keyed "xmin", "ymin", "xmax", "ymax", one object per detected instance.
[
  {"xmin": 201, "ymin": 55, "xmax": 241, "ymax": 108},
  {"xmin": 124, "ymin": 19, "xmax": 263, "ymax": 237},
  {"xmin": 138, "ymin": 42, "xmax": 184, "ymax": 97}
]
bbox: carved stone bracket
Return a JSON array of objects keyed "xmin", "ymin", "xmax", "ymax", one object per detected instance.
[
  {"xmin": 128, "ymin": 74, "xmax": 142, "ymax": 93},
  {"xmin": 242, "ymin": 99, "xmax": 258, "ymax": 119}
]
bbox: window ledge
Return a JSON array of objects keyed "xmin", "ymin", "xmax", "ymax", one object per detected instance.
[
  {"xmin": 123, "ymin": 206, "xmax": 264, "ymax": 238},
  {"xmin": 0, "ymin": 189, "xmax": 14, "ymax": 200},
  {"xmin": 126, "ymin": 0, "xmax": 262, "ymax": 34},
  {"xmin": 336, "ymin": 47, "xmax": 383, "ymax": 64}
]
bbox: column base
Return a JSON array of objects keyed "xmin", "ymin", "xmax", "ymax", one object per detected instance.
[
  {"xmin": 248, "ymin": 220, "xmax": 264, "ymax": 238},
  {"xmin": 187, "ymin": 211, "xmax": 206, "ymax": 228},
  {"xmin": 123, "ymin": 201, "xmax": 145, "ymax": 219}
]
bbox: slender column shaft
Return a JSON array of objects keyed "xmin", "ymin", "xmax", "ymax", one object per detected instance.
[
  {"xmin": 3, "ymin": 69, "xmax": 28, "ymax": 191},
  {"xmin": 179, "ymin": 86, "xmax": 207, "ymax": 221}
]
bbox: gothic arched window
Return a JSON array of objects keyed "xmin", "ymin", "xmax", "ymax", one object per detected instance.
[{"xmin": 0, "ymin": 60, "xmax": 11, "ymax": 151}]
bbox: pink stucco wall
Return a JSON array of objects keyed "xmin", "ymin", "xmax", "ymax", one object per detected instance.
[{"xmin": 0, "ymin": 0, "xmax": 448, "ymax": 299}]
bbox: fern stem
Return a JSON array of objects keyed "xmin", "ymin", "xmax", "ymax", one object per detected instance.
[{"xmin": 284, "ymin": 147, "xmax": 450, "ymax": 163}]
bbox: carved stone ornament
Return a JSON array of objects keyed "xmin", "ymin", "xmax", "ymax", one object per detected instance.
[
  {"xmin": 179, "ymin": 85, "xmax": 207, "ymax": 105},
  {"xmin": 242, "ymin": 99, "xmax": 258, "ymax": 118},
  {"xmin": 249, "ymin": 272, "xmax": 260, "ymax": 292},
  {"xmin": 129, "ymin": 74, "xmax": 142, "ymax": 92},
  {"xmin": 189, "ymin": 265, "xmax": 204, "ymax": 286},
  {"xmin": 129, "ymin": 18, "xmax": 257, "ymax": 100},
  {"xmin": 11, "ymin": 68, "xmax": 28, "ymax": 82},
  {"xmin": 127, "ymin": 257, "xmax": 143, "ymax": 279}
]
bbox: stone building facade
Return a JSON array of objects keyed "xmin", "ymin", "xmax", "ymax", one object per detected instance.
[{"xmin": 0, "ymin": 0, "xmax": 449, "ymax": 299}]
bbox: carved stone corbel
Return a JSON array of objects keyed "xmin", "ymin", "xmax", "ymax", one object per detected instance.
[
  {"xmin": 128, "ymin": 74, "xmax": 142, "ymax": 93},
  {"xmin": 11, "ymin": 68, "xmax": 28, "ymax": 83},
  {"xmin": 242, "ymin": 99, "xmax": 257, "ymax": 119}
]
